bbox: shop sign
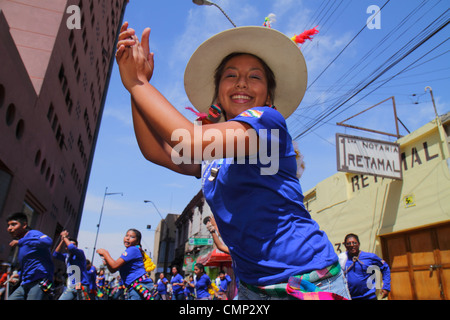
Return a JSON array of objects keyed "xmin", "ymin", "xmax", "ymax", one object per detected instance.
[
  {"xmin": 189, "ymin": 237, "xmax": 213, "ymax": 246},
  {"xmin": 336, "ymin": 133, "xmax": 402, "ymax": 179}
]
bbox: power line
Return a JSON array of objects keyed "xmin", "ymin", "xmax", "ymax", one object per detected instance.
[
  {"xmin": 293, "ymin": 30, "xmax": 449, "ymax": 140},
  {"xmin": 290, "ymin": 6, "xmax": 449, "ymax": 140}
]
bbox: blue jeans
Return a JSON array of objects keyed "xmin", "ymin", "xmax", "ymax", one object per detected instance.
[
  {"xmin": 8, "ymin": 280, "xmax": 49, "ymax": 300},
  {"xmin": 59, "ymin": 288, "xmax": 78, "ymax": 300},
  {"xmin": 238, "ymin": 270, "xmax": 351, "ymax": 300}
]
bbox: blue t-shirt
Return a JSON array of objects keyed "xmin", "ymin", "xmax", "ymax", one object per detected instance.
[
  {"xmin": 218, "ymin": 278, "xmax": 228, "ymax": 292},
  {"xmin": 195, "ymin": 273, "xmax": 211, "ymax": 299},
  {"xmin": 87, "ymin": 265, "xmax": 97, "ymax": 291},
  {"xmin": 119, "ymin": 246, "xmax": 150, "ymax": 287},
  {"xmin": 171, "ymin": 273, "xmax": 184, "ymax": 295},
  {"xmin": 97, "ymin": 274, "xmax": 105, "ymax": 287},
  {"xmin": 184, "ymin": 280, "xmax": 195, "ymax": 297},
  {"xmin": 343, "ymin": 251, "xmax": 391, "ymax": 299},
  {"xmin": 53, "ymin": 243, "xmax": 89, "ymax": 286},
  {"xmin": 17, "ymin": 230, "xmax": 54, "ymax": 284},
  {"xmin": 202, "ymin": 106, "xmax": 337, "ymax": 286},
  {"xmin": 157, "ymin": 277, "xmax": 168, "ymax": 294}
]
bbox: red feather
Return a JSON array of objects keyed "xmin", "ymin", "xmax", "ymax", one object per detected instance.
[{"xmin": 291, "ymin": 26, "xmax": 319, "ymax": 45}]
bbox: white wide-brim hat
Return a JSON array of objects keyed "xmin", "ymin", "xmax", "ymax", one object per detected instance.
[{"xmin": 184, "ymin": 26, "xmax": 307, "ymax": 119}]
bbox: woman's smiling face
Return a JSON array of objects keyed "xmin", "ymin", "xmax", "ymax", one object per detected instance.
[
  {"xmin": 123, "ymin": 230, "xmax": 139, "ymax": 248},
  {"xmin": 216, "ymin": 54, "xmax": 271, "ymax": 119}
]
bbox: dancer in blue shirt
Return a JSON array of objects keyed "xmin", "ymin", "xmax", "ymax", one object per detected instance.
[
  {"xmin": 339, "ymin": 234, "xmax": 391, "ymax": 299},
  {"xmin": 97, "ymin": 229, "xmax": 153, "ymax": 300},
  {"xmin": 53, "ymin": 230, "xmax": 90, "ymax": 300},
  {"xmin": 170, "ymin": 266, "xmax": 185, "ymax": 300},
  {"xmin": 86, "ymin": 259, "xmax": 97, "ymax": 300},
  {"xmin": 115, "ymin": 21, "xmax": 350, "ymax": 300},
  {"xmin": 194, "ymin": 263, "xmax": 211, "ymax": 300},
  {"xmin": 6, "ymin": 212, "xmax": 54, "ymax": 300}
]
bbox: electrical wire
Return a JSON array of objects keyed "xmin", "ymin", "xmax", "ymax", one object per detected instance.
[{"xmin": 289, "ymin": 4, "xmax": 449, "ymax": 140}]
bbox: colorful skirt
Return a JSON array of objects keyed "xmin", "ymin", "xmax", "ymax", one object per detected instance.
[{"xmin": 241, "ymin": 261, "xmax": 347, "ymax": 300}]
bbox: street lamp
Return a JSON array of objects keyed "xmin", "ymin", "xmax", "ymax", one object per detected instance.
[
  {"xmin": 91, "ymin": 187, "xmax": 123, "ymax": 264},
  {"xmin": 192, "ymin": 0, "xmax": 237, "ymax": 27},
  {"xmin": 143, "ymin": 200, "xmax": 164, "ymax": 220},
  {"xmin": 425, "ymin": 86, "xmax": 439, "ymax": 122}
]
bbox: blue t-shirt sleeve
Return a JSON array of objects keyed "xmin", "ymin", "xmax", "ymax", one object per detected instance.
[
  {"xmin": 67, "ymin": 243, "xmax": 85, "ymax": 260},
  {"xmin": 369, "ymin": 253, "xmax": 391, "ymax": 291},
  {"xmin": 230, "ymin": 107, "xmax": 292, "ymax": 157},
  {"xmin": 19, "ymin": 230, "xmax": 52, "ymax": 248},
  {"xmin": 120, "ymin": 246, "xmax": 141, "ymax": 262},
  {"xmin": 52, "ymin": 251, "xmax": 66, "ymax": 261}
]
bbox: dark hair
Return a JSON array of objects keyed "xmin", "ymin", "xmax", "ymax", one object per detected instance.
[
  {"xmin": 127, "ymin": 228, "xmax": 146, "ymax": 261},
  {"xmin": 213, "ymin": 52, "xmax": 276, "ymax": 117},
  {"xmin": 344, "ymin": 233, "xmax": 360, "ymax": 244},
  {"xmin": 68, "ymin": 238, "xmax": 78, "ymax": 246},
  {"xmin": 6, "ymin": 212, "xmax": 28, "ymax": 225},
  {"xmin": 194, "ymin": 263, "xmax": 205, "ymax": 273}
]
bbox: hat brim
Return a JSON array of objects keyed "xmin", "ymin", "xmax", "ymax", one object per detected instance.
[{"xmin": 184, "ymin": 26, "xmax": 307, "ymax": 119}]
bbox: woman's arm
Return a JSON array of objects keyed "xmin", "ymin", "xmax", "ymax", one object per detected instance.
[
  {"xmin": 131, "ymin": 98, "xmax": 201, "ymax": 177},
  {"xmin": 116, "ymin": 24, "xmax": 257, "ymax": 165},
  {"xmin": 117, "ymin": 24, "xmax": 201, "ymax": 176},
  {"xmin": 96, "ymin": 249, "xmax": 126, "ymax": 273}
]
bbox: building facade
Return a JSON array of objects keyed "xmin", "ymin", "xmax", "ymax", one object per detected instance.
[
  {"xmin": 150, "ymin": 213, "xmax": 179, "ymax": 280},
  {"xmin": 0, "ymin": 0, "xmax": 128, "ymax": 263},
  {"xmin": 174, "ymin": 190, "xmax": 236, "ymax": 298},
  {"xmin": 174, "ymin": 190, "xmax": 213, "ymax": 275},
  {"xmin": 306, "ymin": 112, "xmax": 450, "ymax": 299}
]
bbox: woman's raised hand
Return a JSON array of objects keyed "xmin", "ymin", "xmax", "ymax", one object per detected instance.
[{"xmin": 116, "ymin": 22, "xmax": 154, "ymax": 90}]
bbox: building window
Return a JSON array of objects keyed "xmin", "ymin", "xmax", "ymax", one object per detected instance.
[
  {"xmin": 34, "ymin": 150, "xmax": 41, "ymax": 166},
  {"xmin": 22, "ymin": 201, "xmax": 38, "ymax": 229},
  {"xmin": 0, "ymin": 166, "xmax": 12, "ymax": 216},
  {"xmin": 0, "ymin": 84, "xmax": 5, "ymax": 108},
  {"xmin": 6, "ymin": 103, "xmax": 15, "ymax": 126},
  {"xmin": 47, "ymin": 104, "xmax": 54, "ymax": 121},
  {"xmin": 15, "ymin": 119, "xmax": 24, "ymax": 140}
]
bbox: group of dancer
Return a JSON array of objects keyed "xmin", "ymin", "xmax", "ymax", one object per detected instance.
[
  {"xmin": 3, "ymin": 18, "xmax": 392, "ymax": 300},
  {"xmin": 3, "ymin": 211, "xmax": 236, "ymax": 300}
]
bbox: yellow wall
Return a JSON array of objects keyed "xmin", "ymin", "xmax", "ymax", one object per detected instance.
[{"xmin": 305, "ymin": 119, "xmax": 450, "ymax": 257}]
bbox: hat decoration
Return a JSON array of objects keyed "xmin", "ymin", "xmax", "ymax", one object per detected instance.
[
  {"xmin": 263, "ymin": 13, "xmax": 276, "ymax": 28},
  {"xmin": 291, "ymin": 26, "xmax": 319, "ymax": 46}
]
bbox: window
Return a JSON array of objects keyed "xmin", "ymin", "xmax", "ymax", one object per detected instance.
[
  {"xmin": 22, "ymin": 201, "xmax": 38, "ymax": 229},
  {"xmin": 6, "ymin": 103, "xmax": 15, "ymax": 126},
  {"xmin": 0, "ymin": 165, "xmax": 12, "ymax": 217},
  {"xmin": 0, "ymin": 84, "xmax": 5, "ymax": 108}
]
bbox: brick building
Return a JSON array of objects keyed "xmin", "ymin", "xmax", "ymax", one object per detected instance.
[{"xmin": 0, "ymin": 0, "xmax": 128, "ymax": 263}]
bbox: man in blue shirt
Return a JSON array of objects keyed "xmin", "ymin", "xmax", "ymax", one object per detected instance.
[
  {"xmin": 339, "ymin": 233, "xmax": 391, "ymax": 300},
  {"xmin": 53, "ymin": 230, "xmax": 90, "ymax": 300},
  {"xmin": 6, "ymin": 212, "xmax": 54, "ymax": 300},
  {"xmin": 154, "ymin": 272, "xmax": 168, "ymax": 300},
  {"xmin": 216, "ymin": 270, "xmax": 230, "ymax": 300},
  {"xmin": 86, "ymin": 259, "xmax": 97, "ymax": 300}
]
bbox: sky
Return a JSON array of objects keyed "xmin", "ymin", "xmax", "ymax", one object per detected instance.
[{"xmin": 77, "ymin": 0, "xmax": 450, "ymax": 267}]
